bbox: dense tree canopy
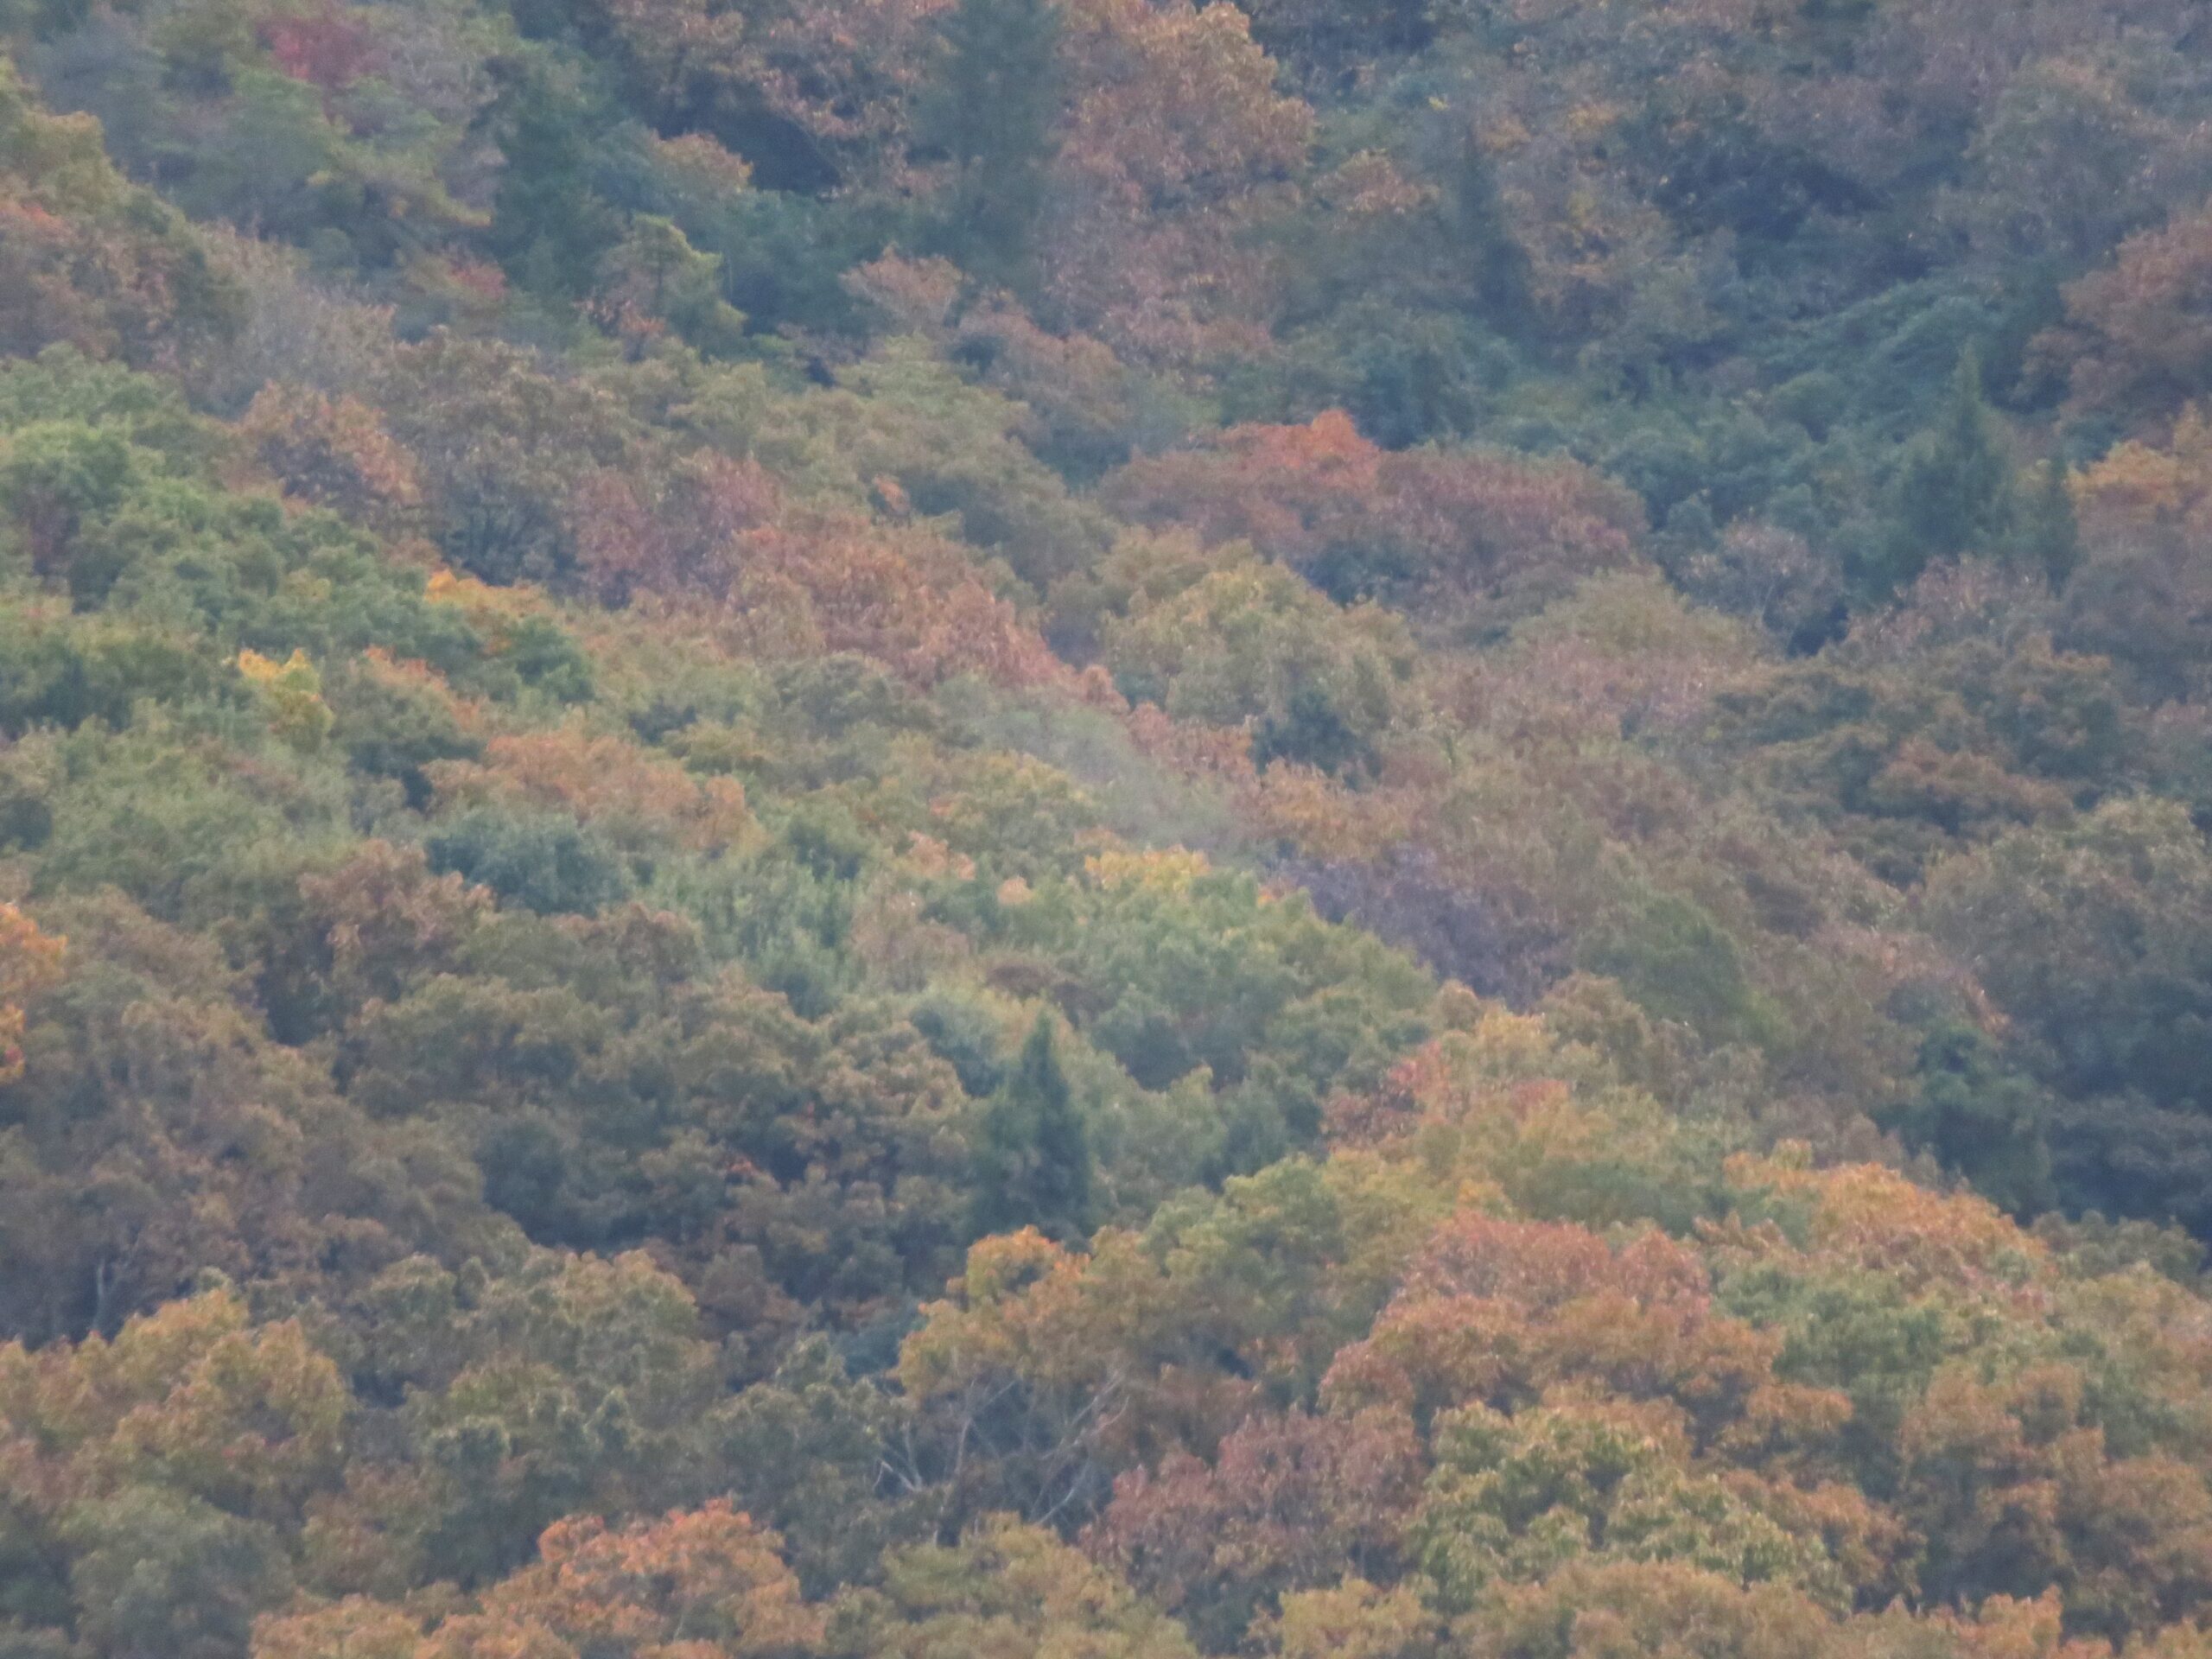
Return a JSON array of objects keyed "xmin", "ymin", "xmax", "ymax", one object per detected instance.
[{"xmin": 6, "ymin": 0, "xmax": 2212, "ymax": 1656}]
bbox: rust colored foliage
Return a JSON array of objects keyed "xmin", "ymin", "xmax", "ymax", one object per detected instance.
[
  {"xmin": 1103, "ymin": 410, "xmax": 1643, "ymax": 610},
  {"xmin": 0, "ymin": 903, "xmax": 64, "ymax": 1085},
  {"xmin": 570, "ymin": 452, "xmax": 784, "ymax": 606},
  {"xmin": 256, "ymin": 1502, "xmax": 823, "ymax": 1659},
  {"xmin": 728, "ymin": 516, "xmax": 1070, "ymax": 689},
  {"xmin": 0, "ymin": 66, "xmax": 239, "ymax": 367},
  {"xmin": 1320, "ymin": 1213, "xmax": 1796, "ymax": 1452},
  {"xmin": 424, "ymin": 1502, "xmax": 822, "ymax": 1659},
  {"xmin": 241, "ymin": 384, "xmax": 422, "ymax": 533},
  {"xmin": 1089, "ymin": 1407, "xmax": 1424, "ymax": 1624},
  {"xmin": 2046, "ymin": 205, "xmax": 2212, "ymax": 429},
  {"xmin": 1042, "ymin": 0, "xmax": 1314, "ymax": 363},
  {"xmin": 259, "ymin": 6, "xmax": 381, "ymax": 92}
]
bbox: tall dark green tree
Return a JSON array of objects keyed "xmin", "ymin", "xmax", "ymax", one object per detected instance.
[
  {"xmin": 1878, "ymin": 1022, "xmax": 2056, "ymax": 1219},
  {"xmin": 1252, "ymin": 679, "xmax": 1370, "ymax": 779},
  {"xmin": 1447, "ymin": 137, "xmax": 1534, "ymax": 333},
  {"xmin": 917, "ymin": 0, "xmax": 1063, "ymax": 291},
  {"xmin": 485, "ymin": 51, "xmax": 624, "ymax": 297},
  {"xmin": 1875, "ymin": 352, "xmax": 2020, "ymax": 594},
  {"xmin": 2021, "ymin": 459, "xmax": 2082, "ymax": 592},
  {"xmin": 969, "ymin": 1012, "xmax": 1093, "ymax": 1243}
]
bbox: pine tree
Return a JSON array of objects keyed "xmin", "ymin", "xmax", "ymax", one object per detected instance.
[
  {"xmin": 2020, "ymin": 459, "xmax": 2082, "ymax": 592},
  {"xmin": 1449, "ymin": 137, "xmax": 1534, "ymax": 330},
  {"xmin": 486, "ymin": 53, "xmax": 623, "ymax": 297},
  {"xmin": 918, "ymin": 0, "xmax": 1063, "ymax": 291},
  {"xmin": 970, "ymin": 1012, "xmax": 1093, "ymax": 1243},
  {"xmin": 1877, "ymin": 352, "xmax": 2020, "ymax": 594}
]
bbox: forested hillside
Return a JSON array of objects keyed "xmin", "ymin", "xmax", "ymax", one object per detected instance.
[{"xmin": 7, "ymin": 0, "xmax": 2212, "ymax": 1655}]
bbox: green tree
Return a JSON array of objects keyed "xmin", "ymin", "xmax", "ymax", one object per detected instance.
[
  {"xmin": 424, "ymin": 807, "xmax": 632, "ymax": 916},
  {"xmin": 1878, "ymin": 1022, "xmax": 2056, "ymax": 1218},
  {"xmin": 65, "ymin": 1490, "xmax": 292, "ymax": 1659},
  {"xmin": 970, "ymin": 1013, "xmax": 1093, "ymax": 1243},
  {"xmin": 594, "ymin": 216, "xmax": 751, "ymax": 359},
  {"xmin": 1253, "ymin": 679, "xmax": 1370, "ymax": 779},
  {"xmin": 917, "ymin": 0, "xmax": 1063, "ymax": 290},
  {"xmin": 486, "ymin": 52, "xmax": 625, "ymax": 298},
  {"xmin": 0, "ymin": 419, "xmax": 132, "ymax": 575},
  {"xmin": 1877, "ymin": 353, "xmax": 2020, "ymax": 594},
  {"xmin": 2020, "ymin": 460, "xmax": 2082, "ymax": 591},
  {"xmin": 847, "ymin": 1516, "xmax": 1199, "ymax": 1659},
  {"xmin": 1580, "ymin": 890, "xmax": 1776, "ymax": 1051}
]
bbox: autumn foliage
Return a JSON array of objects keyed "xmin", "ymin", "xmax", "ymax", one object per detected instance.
[{"xmin": 4, "ymin": 0, "xmax": 2212, "ymax": 1657}]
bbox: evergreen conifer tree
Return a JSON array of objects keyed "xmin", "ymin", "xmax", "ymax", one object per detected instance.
[
  {"xmin": 918, "ymin": 0, "xmax": 1063, "ymax": 291},
  {"xmin": 970, "ymin": 1012, "xmax": 1093, "ymax": 1242},
  {"xmin": 1878, "ymin": 352, "xmax": 2020, "ymax": 594},
  {"xmin": 2021, "ymin": 459, "xmax": 2082, "ymax": 592},
  {"xmin": 1450, "ymin": 138, "xmax": 1534, "ymax": 330},
  {"xmin": 486, "ymin": 53, "xmax": 623, "ymax": 296}
]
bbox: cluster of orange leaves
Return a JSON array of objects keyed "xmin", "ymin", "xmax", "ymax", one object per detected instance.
[
  {"xmin": 1104, "ymin": 410, "xmax": 1643, "ymax": 600},
  {"xmin": 2044, "ymin": 205, "xmax": 2212, "ymax": 427},
  {"xmin": 566, "ymin": 445, "xmax": 1071, "ymax": 690},
  {"xmin": 0, "ymin": 903, "xmax": 64, "ymax": 1086},
  {"xmin": 1045, "ymin": 0, "xmax": 1314, "ymax": 363},
  {"xmin": 256, "ymin": 1502, "xmax": 819, "ymax": 1659},
  {"xmin": 241, "ymin": 383, "xmax": 423, "ymax": 532},
  {"xmin": 0, "ymin": 66, "xmax": 232, "ymax": 367},
  {"xmin": 2073, "ymin": 404, "xmax": 2212, "ymax": 543}
]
